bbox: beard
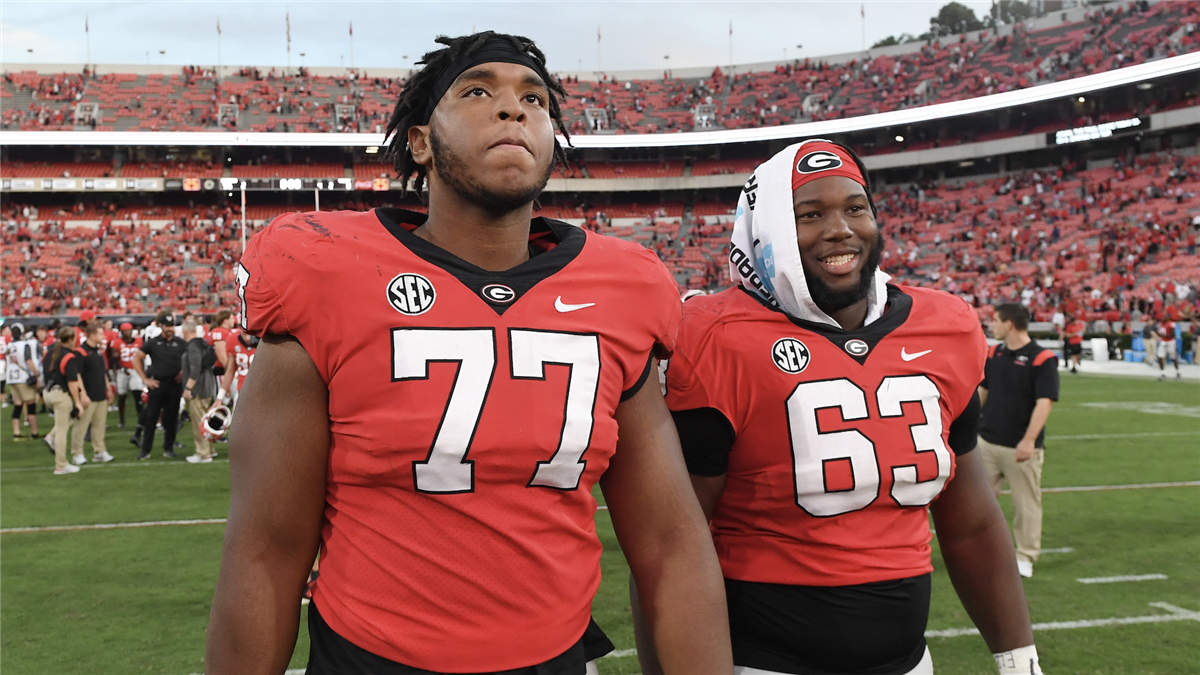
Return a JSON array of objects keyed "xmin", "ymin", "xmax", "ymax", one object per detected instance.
[
  {"xmin": 429, "ymin": 127, "xmax": 553, "ymax": 217},
  {"xmin": 801, "ymin": 231, "xmax": 885, "ymax": 315}
]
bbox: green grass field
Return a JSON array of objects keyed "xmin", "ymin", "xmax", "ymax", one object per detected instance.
[{"xmin": 2, "ymin": 373, "xmax": 1197, "ymax": 674}]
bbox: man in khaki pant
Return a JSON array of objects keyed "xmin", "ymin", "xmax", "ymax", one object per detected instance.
[
  {"xmin": 180, "ymin": 319, "xmax": 217, "ymax": 463},
  {"xmin": 978, "ymin": 303, "xmax": 1060, "ymax": 578},
  {"xmin": 71, "ymin": 322, "xmax": 115, "ymax": 464}
]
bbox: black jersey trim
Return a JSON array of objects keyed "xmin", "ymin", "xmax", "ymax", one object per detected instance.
[
  {"xmin": 306, "ymin": 599, "xmax": 607, "ymax": 675},
  {"xmin": 673, "ymin": 407, "xmax": 737, "ymax": 477},
  {"xmin": 737, "ymin": 285, "xmax": 914, "ymax": 366},
  {"xmin": 374, "ymin": 208, "xmax": 586, "ymax": 316},
  {"xmin": 620, "ymin": 352, "xmax": 655, "ymax": 402}
]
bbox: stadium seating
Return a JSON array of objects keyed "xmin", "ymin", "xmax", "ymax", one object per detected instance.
[
  {"xmin": 3, "ymin": 1, "xmax": 1197, "ymax": 134},
  {"xmin": 4, "ymin": 151, "xmax": 1196, "ymax": 326}
]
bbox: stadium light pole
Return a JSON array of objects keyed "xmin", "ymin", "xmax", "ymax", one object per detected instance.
[{"xmin": 240, "ymin": 182, "xmax": 247, "ymax": 254}]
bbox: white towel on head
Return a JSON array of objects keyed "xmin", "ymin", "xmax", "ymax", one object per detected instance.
[{"xmin": 728, "ymin": 139, "xmax": 890, "ymax": 329}]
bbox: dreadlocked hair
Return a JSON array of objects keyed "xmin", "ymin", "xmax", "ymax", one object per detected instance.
[{"xmin": 383, "ymin": 31, "xmax": 572, "ymax": 201}]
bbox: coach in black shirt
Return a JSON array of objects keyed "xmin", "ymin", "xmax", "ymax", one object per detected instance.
[
  {"xmin": 978, "ymin": 303, "xmax": 1059, "ymax": 579},
  {"xmin": 133, "ymin": 311, "xmax": 187, "ymax": 460}
]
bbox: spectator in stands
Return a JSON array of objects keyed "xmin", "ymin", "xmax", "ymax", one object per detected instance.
[
  {"xmin": 181, "ymin": 319, "xmax": 218, "ymax": 464},
  {"xmin": 979, "ymin": 303, "xmax": 1059, "ymax": 579},
  {"xmin": 70, "ymin": 321, "xmax": 114, "ymax": 465}
]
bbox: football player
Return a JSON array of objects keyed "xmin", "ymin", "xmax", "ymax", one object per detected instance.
[
  {"xmin": 655, "ymin": 140, "xmax": 1041, "ymax": 675},
  {"xmin": 111, "ymin": 322, "xmax": 144, "ymax": 428},
  {"xmin": 206, "ymin": 31, "xmax": 731, "ymax": 675},
  {"xmin": 217, "ymin": 330, "xmax": 257, "ymax": 407}
]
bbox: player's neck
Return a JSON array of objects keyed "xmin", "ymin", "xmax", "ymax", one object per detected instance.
[
  {"xmin": 1004, "ymin": 331, "xmax": 1032, "ymax": 351},
  {"xmin": 827, "ymin": 300, "xmax": 869, "ymax": 331},
  {"xmin": 418, "ymin": 187, "xmax": 534, "ymax": 272}
]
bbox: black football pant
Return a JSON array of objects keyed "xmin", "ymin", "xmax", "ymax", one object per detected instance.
[{"xmin": 140, "ymin": 378, "xmax": 182, "ymax": 456}]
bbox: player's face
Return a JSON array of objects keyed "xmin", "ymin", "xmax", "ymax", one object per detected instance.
[
  {"xmin": 221, "ymin": 315, "xmax": 235, "ymax": 329},
  {"xmin": 412, "ymin": 62, "xmax": 556, "ymax": 214},
  {"xmin": 161, "ymin": 324, "xmax": 175, "ymax": 340},
  {"xmin": 793, "ymin": 175, "xmax": 881, "ymax": 313},
  {"xmin": 121, "ymin": 329, "xmax": 133, "ymax": 340}
]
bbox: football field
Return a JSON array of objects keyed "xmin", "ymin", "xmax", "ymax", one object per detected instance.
[{"xmin": 2, "ymin": 373, "xmax": 1197, "ymax": 674}]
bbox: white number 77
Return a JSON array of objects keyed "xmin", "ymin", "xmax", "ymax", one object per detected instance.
[{"xmin": 392, "ymin": 328, "xmax": 600, "ymax": 494}]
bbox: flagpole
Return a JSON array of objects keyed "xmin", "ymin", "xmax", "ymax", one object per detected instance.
[
  {"xmin": 240, "ymin": 183, "xmax": 247, "ymax": 254},
  {"xmin": 217, "ymin": 19, "xmax": 222, "ymax": 82},
  {"xmin": 85, "ymin": 15, "xmax": 91, "ymax": 69},
  {"xmin": 596, "ymin": 26, "xmax": 601, "ymax": 73},
  {"xmin": 349, "ymin": 22, "xmax": 354, "ymax": 72},
  {"xmin": 286, "ymin": 10, "xmax": 292, "ymax": 74},
  {"xmin": 728, "ymin": 21, "xmax": 733, "ymax": 74},
  {"xmin": 861, "ymin": 3, "xmax": 867, "ymax": 51}
]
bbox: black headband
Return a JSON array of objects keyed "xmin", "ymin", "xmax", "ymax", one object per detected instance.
[{"xmin": 423, "ymin": 37, "xmax": 544, "ymax": 123}]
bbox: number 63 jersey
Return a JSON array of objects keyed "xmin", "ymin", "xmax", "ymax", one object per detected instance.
[
  {"xmin": 666, "ymin": 285, "xmax": 985, "ymax": 587},
  {"xmin": 236, "ymin": 208, "xmax": 680, "ymax": 672}
]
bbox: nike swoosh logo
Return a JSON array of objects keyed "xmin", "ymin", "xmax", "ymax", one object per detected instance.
[
  {"xmin": 555, "ymin": 297, "xmax": 596, "ymax": 313},
  {"xmin": 901, "ymin": 348, "xmax": 933, "ymax": 361}
]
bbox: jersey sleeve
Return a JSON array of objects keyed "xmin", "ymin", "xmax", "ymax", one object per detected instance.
[
  {"xmin": 1032, "ymin": 353, "xmax": 1060, "ymax": 401},
  {"xmin": 618, "ymin": 243, "xmax": 682, "ymax": 394},
  {"xmin": 236, "ymin": 221, "xmax": 294, "ymax": 338}
]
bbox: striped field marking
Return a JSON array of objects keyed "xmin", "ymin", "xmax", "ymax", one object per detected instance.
[
  {"xmin": 1077, "ymin": 574, "xmax": 1168, "ymax": 584},
  {"xmin": 925, "ymin": 602, "xmax": 1200, "ymax": 638},
  {"xmin": 1, "ymin": 518, "xmax": 226, "ymax": 534},
  {"xmin": 1047, "ymin": 430, "xmax": 1200, "ymax": 441},
  {"xmin": 1002, "ymin": 480, "xmax": 1200, "ymax": 495},
  {"xmin": 1042, "ymin": 547, "xmax": 1075, "ymax": 554},
  {"xmin": 1, "ymin": 458, "xmax": 230, "ymax": 473}
]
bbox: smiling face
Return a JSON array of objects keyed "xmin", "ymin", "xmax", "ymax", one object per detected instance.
[
  {"xmin": 793, "ymin": 175, "xmax": 882, "ymax": 315},
  {"xmin": 409, "ymin": 61, "xmax": 556, "ymax": 215}
]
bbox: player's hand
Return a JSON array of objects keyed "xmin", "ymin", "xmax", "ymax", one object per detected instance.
[
  {"xmin": 183, "ymin": 389, "xmax": 193, "ymax": 401},
  {"xmin": 145, "ymin": 378, "xmax": 160, "ymax": 390},
  {"xmin": 1015, "ymin": 438, "xmax": 1036, "ymax": 462},
  {"xmin": 80, "ymin": 394, "xmax": 92, "ymax": 409},
  {"xmin": 216, "ymin": 388, "xmax": 228, "ymax": 404}
]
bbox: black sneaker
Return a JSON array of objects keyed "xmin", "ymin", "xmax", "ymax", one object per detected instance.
[
  {"xmin": 163, "ymin": 450, "xmax": 178, "ymax": 459},
  {"xmin": 136, "ymin": 451, "xmax": 151, "ymax": 461}
]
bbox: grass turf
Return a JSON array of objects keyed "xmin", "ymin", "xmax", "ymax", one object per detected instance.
[{"xmin": 2, "ymin": 373, "xmax": 1197, "ymax": 674}]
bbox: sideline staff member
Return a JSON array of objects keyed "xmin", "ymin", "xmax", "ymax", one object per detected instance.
[
  {"xmin": 979, "ymin": 303, "xmax": 1059, "ymax": 579},
  {"xmin": 71, "ymin": 322, "xmax": 115, "ymax": 465},
  {"xmin": 133, "ymin": 311, "xmax": 187, "ymax": 460}
]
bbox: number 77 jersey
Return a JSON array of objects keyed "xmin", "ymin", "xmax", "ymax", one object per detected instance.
[
  {"xmin": 666, "ymin": 285, "xmax": 986, "ymax": 587},
  {"xmin": 235, "ymin": 208, "xmax": 680, "ymax": 672}
]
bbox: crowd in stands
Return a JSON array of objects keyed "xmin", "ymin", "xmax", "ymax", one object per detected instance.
[
  {"xmin": 4, "ymin": 152, "xmax": 1197, "ymax": 336},
  {"xmin": 3, "ymin": 1, "xmax": 1197, "ymax": 134}
]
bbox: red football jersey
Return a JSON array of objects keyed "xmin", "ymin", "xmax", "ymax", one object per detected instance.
[
  {"xmin": 236, "ymin": 208, "xmax": 680, "ymax": 671},
  {"xmin": 207, "ymin": 326, "xmax": 233, "ymax": 346},
  {"xmin": 666, "ymin": 285, "xmax": 985, "ymax": 587},
  {"xmin": 229, "ymin": 340, "xmax": 255, "ymax": 391},
  {"xmin": 113, "ymin": 335, "xmax": 143, "ymax": 369}
]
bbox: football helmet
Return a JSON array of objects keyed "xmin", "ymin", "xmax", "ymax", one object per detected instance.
[{"xmin": 200, "ymin": 403, "xmax": 232, "ymax": 442}]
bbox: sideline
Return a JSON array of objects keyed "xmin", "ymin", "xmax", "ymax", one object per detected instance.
[{"xmin": 1, "ymin": 458, "xmax": 230, "ymax": 473}]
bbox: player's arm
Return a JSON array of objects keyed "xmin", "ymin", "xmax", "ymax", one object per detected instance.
[
  {"xmin": 1016, "ymin": 398, "xmax": 1053, "ymax": 462},
  {"xmin": 601, "ymin": 361, "xmax": 733, "ymax": 675},
  {"xmin": 132, "ymin": 349, "xmax": 156, "ymax": 389},
  {"xmin": 977, "ymin": 385, "xmax": 988, "ymax": 408},
  {"xmin": 930, "ymin": 448, "xmax": 1034, "ymax": 654},
  {"xmin": 205, "ymin": 335, "xmax": 329, "ymax": 675},
  {"xmin": 219, "ymin": 362, "xmax": 236, "ymax": 400}
]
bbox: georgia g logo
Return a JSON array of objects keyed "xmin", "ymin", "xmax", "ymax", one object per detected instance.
[
  {"xmin": 387, "ymin": 273, "xmax": 436, "ymax": 316},
  {"xmin": 796, "ymin": 150, "xmax": 844, "ymax": 174}
]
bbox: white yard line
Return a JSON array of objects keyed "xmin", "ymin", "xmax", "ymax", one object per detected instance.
[
  {"xmin": 1, "ymin": 459, "xmax": 229, "ymax": 473},
  {"xmin": 927, "ymin": 602, "xmax": 1199, "ymax": 638},
  {"xmin": 1048, "ymin": 430, "xmax": 1200, "ymax": 440},
  {"xmin": 1077, "ymin": 574, "xmax": 1168, "ymax": 584},
  {"xmin": 1042, "ymin": 547, "xmax": 1075, "ymax": 554},
  {"xmin": 1001, "ymin": 480, "xmax": 1200, "ymax": 495},
  {"xmin": 1, "ymin": 518, "xmax": 227, "ymax": 534}
]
